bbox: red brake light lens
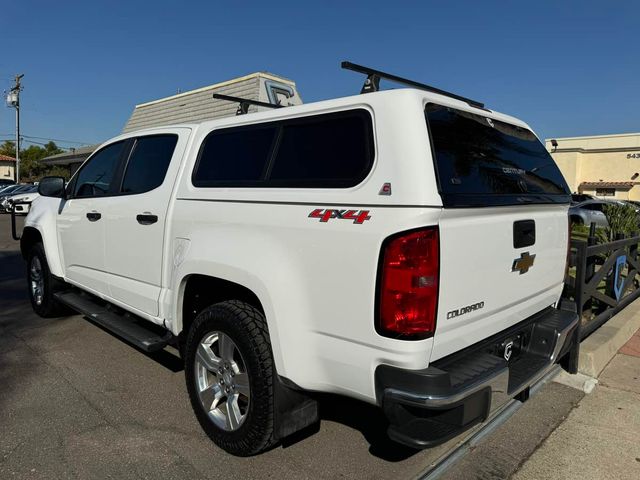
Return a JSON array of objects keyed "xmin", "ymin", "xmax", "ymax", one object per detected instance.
[{"xmin": 378, "ymin": 227, "xmax": 439, "ymax": 339}]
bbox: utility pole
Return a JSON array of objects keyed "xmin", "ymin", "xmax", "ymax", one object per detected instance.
[{"xmin": 6, "ymin": 74, "xmax": 23, "ymax": 183}]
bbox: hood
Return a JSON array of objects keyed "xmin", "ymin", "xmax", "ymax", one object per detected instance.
[{"xmin": 9, "ymin": 192, "xmax": 39, "ymax": 202}]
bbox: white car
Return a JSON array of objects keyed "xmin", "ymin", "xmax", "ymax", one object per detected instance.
[
  {"xmin": 8, "ymin": 190, "xmax": 40, "ymax": 215},
  {"xmin": 20, "ymin": 62, "xmax": 578, "ymax": 456}
]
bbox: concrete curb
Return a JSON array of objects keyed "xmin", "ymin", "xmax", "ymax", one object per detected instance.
[
  {"xmin": 553, "ymin": 370, "xmax": 598, "ymax": 393},
  {"xmin": 578, "ymin": 296, "xmax": 640, "ymax": 377}
]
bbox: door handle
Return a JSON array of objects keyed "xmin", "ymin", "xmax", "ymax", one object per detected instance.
[
  {"xmin": 136, "ymin": 213, "xmax": 158, "ymax": 225},
  {"xmin": 86, "ymin": 211, "xmax": 101, "ymax": 222}
]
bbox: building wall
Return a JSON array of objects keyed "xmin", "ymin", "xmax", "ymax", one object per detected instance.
[
  {"xmin": 551, "ymin": 150, "xmax": 580, "ymax": 192},
  {"xmin": 122, "ymin": 73, "xmax": 302, "ymax": 134},
  {"xmin": 546, "ymin": 133, "xmax": 640, "ymax": 200},
  {"xmin": 580, "ymin": 187, "xmax": 631, "ymax": 200},
  {"xmin": 123, "ymin": 77, "xmax": 259, "ymax": 133},
  {"xmin": 0, "ymin": 161, "xmax": 15, "ymax": 180}
]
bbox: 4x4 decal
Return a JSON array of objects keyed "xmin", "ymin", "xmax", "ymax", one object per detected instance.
[{"xmin": 308, "ymin": 208, "xmax": 371, "ymax": 224}]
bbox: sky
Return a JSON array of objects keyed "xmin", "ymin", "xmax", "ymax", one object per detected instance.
[{"xmin": 1, "ymin": 0, "xmax": 639, "ymax": 151}]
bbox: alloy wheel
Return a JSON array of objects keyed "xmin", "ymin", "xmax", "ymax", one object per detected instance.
[
  {"xmin": 30, "ymin": 256, "xmax": 44, "ymax": 306},
  {"xmin": 194, "ymin": 331, "xmax": 251, "ymax": 431}
]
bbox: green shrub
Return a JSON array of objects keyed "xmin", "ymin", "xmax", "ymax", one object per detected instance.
[{"xmin": 602, "ymin": 203, "xmax": 639, "ymax": 241}]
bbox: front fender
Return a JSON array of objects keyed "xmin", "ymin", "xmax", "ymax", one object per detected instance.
[{"xmin": 23, "ymin": 196, "xmax": 64, "ymax": 277}]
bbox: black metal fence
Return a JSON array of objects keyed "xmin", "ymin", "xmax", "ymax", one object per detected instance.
[{"xmin": 564, "ymin": 223, "xmax": 640, "ymax": 341}]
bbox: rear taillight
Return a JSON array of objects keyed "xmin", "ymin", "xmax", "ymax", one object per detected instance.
[{"xmin": 378, "ymin": 227, "xmax": 439, "ymax": 339}]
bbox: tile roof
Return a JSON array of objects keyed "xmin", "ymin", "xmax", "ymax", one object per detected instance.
[
  {"xmin": 579, "ymin": 181, "xmax": 638, "ymax": 189},
  {"xmin": 0, "ymin": 154, "xmax": 16, "ymax": 162}
]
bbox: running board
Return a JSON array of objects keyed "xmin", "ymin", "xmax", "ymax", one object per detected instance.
[{"xmin": 54, "ymin": 291, "xmax": 173, "ymax": 352}]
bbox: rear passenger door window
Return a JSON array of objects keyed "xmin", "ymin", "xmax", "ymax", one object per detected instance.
[
  {"xmin": 192, "ymin": 109, "xmax": 374, "ymax": 188},
  {"xmin": 121, "ymin": 134, "xmax": 179, "ymax": 194}
]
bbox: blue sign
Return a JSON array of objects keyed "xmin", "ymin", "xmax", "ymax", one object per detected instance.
[{"xmin": 614, "ymin": 255, "xmax": 627, "ymax": 301}]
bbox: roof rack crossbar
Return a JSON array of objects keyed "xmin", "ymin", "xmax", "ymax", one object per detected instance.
[
  {"xmin": 212, "ymin": 93, "xmax": 284, "ymax": 116},
  {"xmin": 341, "ymin": 61, "xmax": 485, "ymax": 109}
]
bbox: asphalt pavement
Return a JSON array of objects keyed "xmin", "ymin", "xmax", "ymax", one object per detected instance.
[{"xmin": 0, "ymin": 215, "xmax": 583, "ymax": 479}]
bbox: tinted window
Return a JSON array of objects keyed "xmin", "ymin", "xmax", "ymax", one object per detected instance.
[
  {"xmin": 595, "ymin": 188, "xmax": 615, "ymax": 197},
  {"xmin": 194, "ymin": 126, "xmax": 277, "ymax": 185},
  {"xmin": 269, "ymin": 112, "xmax": 373, "ymax": 187},
  {"xmin": 74, "ymin": 142, "xmax": 125, "ymax": 197},
  {"xmin": 121, "ymin": 135, "xmax": 178, "ymax": 194},
  {"xmin": 426, "ymin": 104, "xmax": 570, "ymax": 207},
  {"xmin": 192, "ymin": 109, "xmax": 374, "ymax": 188},
  {"xmin": 582, "ymin": 203, "xmax": 604, "ymax": 212}
]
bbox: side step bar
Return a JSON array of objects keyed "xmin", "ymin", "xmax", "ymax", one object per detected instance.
[{"xmin": 54, "ymin": 291, "xmax": 173, "ymax": 352}]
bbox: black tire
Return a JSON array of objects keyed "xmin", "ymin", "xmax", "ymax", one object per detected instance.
[
  {"xmin": 570, "ymin": 216, "xmax": 583, "ymax": 226},
  {"xmin": 26, "ymin": 242, "xmax": 68, "ymax": 317},
  {"xmin": 184, "ymin": 300, "xmax": 276, "ymax": 456}
]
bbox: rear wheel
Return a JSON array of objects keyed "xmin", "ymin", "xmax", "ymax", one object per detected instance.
[
  {"xmin": 185, "ymin": 300, "xmax": 276, "ymax": 456},
  {"xmin": 26, "ymin": 242, "xmax": 68, "ymax": 317}
]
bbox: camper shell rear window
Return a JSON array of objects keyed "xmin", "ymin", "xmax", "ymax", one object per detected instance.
[{"xmin": 425, "ymin": 104, "xmax": 570, "ymax": 207}]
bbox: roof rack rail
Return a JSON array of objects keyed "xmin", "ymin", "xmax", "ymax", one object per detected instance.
[
  {"xmin": 341, "ymin": 61, "xmax": 485, "ymax": 109},
  {"xmin": 212, "ymin": 93, "xmax": 284, "ymax": 116}
]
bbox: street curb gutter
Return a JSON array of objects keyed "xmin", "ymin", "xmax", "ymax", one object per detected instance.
[
  {"xmin": 578, "ymin": 296, "xmax": 640, "ymax": 377},
  {"xmin": 553, "ymin": 370, "xmax": 598, "ymax": 393},
  {"xmin": 416, "ymin": 365, "xmax": 561, "ymax": 480}
]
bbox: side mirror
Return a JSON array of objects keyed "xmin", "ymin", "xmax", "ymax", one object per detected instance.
[{"xmin": 38, "ymin": 176, "xmax": 66, "ymax": 198}]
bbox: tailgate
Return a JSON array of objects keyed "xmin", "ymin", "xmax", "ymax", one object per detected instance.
[
  {"xmin": 431, "ymin": 204, "xmax": 568, "ymax": 361},
  {"xmin": 423, "ymin": 102, "xmax": 571, "ymax": 361}
]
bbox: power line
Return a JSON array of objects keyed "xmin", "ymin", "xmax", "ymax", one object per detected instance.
[
  {"xmin": 0, "ymin": 136, "xmax": 76, "ymax": 151},
  {"xmin": 0, "ymin": 133, "xmax": 94, "ymax": 145},
  {"xmin": 22, "ymin": 134, "xmax": 95, "ymax": 145},
  {"xmin": 0, "ymin": 138, "xmax": 75, "ymax": 151},
  {"xmin": 21, "ymin": 139, "xmax": 71, "ymax": 149}
]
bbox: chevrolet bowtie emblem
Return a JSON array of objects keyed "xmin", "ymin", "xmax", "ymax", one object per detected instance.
[{"xmin": 512, "ymin": 251, "xmax": 536, "ymax": 275}]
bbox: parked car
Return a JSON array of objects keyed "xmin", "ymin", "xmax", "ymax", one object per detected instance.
[
  {"xmin": 20, "ymin": 63, "xmax": 578, "ymax": 456},
  {"xmin": 571, "ymin": 193, "xmax": 595, "ymax": 203},
  {"xmin": 0, "ymin": 183, "xmax": 26, "ymax": 196},
  {"xmin": 6, "ymin": 187, "xmax": 40, "ymax": 215},
  {"xmin": 0, "ymin": 184, "xmax": 34, "ymax": 212},
  {"xmin": 623, "ymin": 200, "xmax": 640, "ymax": 210},
  {"xmin": 568, "ymin": 199, "xmax": 627, "ymax": 227}
]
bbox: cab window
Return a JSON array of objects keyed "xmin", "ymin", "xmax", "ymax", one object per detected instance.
[
  {"xmin": 121, "ymin": 135, "xmax": 178, "ymax": 194},
  {"xmin": 73, "ymin": 142, "xmax": 125, "ymax": 198}
]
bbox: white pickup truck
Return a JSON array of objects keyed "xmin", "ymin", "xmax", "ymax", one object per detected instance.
[{"xmin": 21, "ymin": 63, "xmax": 578, "ymax": 456}]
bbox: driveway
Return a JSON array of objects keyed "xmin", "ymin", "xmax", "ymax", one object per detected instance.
[{"xmin": 0, "ymin": 215, "xmax": 583, "ymax": 479}]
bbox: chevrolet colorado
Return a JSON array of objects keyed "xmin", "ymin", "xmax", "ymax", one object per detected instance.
[{"xmin": 20, "ymin": 63, "xmax": 578, "ymax": 456}]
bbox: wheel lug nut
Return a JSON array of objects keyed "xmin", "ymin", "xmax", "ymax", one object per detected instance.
[{"xmin": 220, "ymin": 379, "xmax": 224, "ymax": 385}]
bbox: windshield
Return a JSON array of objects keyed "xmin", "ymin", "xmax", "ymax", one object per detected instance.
[
  {"xmin": 425, "ymin": 104, "xmax": 570, "ymax": 207},
  {"xmin": 13, "ymin": 185, "xmax": 37, "ymax": 195},
  {"xmin": 0, "ymin": 185, "xmax": 22, "ymax": 195}
]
